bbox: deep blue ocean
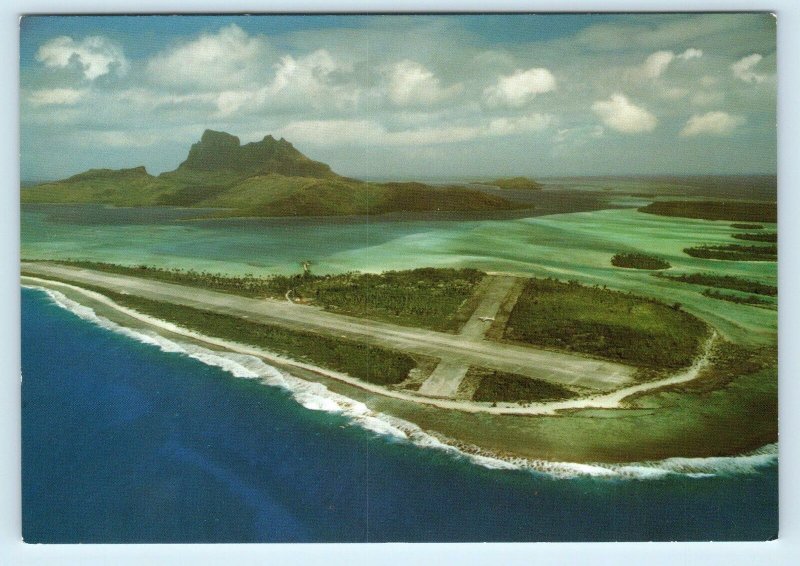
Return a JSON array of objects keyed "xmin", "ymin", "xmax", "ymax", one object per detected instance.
[{"xmin": 21, "ymin": 288, "xmax": 778, "ymax": 543}]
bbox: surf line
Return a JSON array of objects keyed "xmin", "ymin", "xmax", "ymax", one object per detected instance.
[
  {"xmin": 23, "ymin": 275, "xmax": 714, "ymax": 416},
  {"xmin": 23, "ymin": 282, "xmax": 776, "ymax": 479}
]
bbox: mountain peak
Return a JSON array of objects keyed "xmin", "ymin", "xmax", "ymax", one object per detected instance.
[
  {"xmin": 200, "ymin": 129, "xmax": 240, "ymax": 146},
  {"xmin": 177, "ymin": 130, "xmax": 336, "ymax": 179}
]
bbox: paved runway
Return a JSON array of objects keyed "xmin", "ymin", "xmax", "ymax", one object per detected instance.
[{"xmin": 21, "ymin": 262, "xmax": 635, "ymax": 391}]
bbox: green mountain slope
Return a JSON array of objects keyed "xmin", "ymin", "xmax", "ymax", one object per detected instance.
[{"xmin": 21, "ymin": 129, "xmax": 520, "ymax": 217}]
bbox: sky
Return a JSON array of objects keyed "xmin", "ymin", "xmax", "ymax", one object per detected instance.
[{"xmin": 19, "ymin": 13, "xmax": 777, "ymax": 181}]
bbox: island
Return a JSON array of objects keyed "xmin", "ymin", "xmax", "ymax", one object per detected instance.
[
  {"xmin": 19, "ymin": 132, "xmax": 777, "ymax": 465},
  {"xmin": 21, "ymin": 130, "xmax": 520, "ymax": 218},
  {"xmin": 21, "ymin": 253, "xmax": 776, "ymax": 464}
]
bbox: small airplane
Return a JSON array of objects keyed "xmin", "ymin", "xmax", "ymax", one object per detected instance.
[{"xmin": 478, "ymin": 316, "xmax": 495, "ymax": 322}]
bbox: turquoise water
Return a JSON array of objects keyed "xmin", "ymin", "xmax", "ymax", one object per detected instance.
[
  {"xmin": 21, "ymin": 288, "xmax": 778, "ymax": 542},
  {"xmin": 22, "ymin": 202, "xmax": 777, "ymax": 343}
]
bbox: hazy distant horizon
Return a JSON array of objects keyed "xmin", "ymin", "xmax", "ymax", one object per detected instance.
[{"xmin": 21, "ymin": 170, "xmax": 778, "ymax": 187}]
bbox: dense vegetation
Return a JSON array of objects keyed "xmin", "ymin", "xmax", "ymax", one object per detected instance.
[
  {"xmin": 610, "ymin": 252, "xmax": 671, "ymax": 270},
  {"xmin": 38, "ymin": 261, "xmax": 485, "ymax": 332},
  {"xmin": 702, "ymin": 289, "xmax": 772, "ymax": 306},
  {"xmin": 731, "ymin": 223, "xmax": 763, "ymax": 230},
  {"xmin": 504, "ymin": 278, "xmax": 709, "ymax": 369},
  {"xmin": 67, "ymin": 285, "xmax": 419, "ymax": 386},
  {"xmin": 732, "ymin": 232, "xmax": 777, "ymax": 243},
  {"xmin": 290, "ymin": 267, "xmax": 485, "ymax": 331},
  {"xmin": 469, "ymin": 368, "xmax": 576, "ymax": 403},
  {"xmin": 655, "ymin": 272, "xmax": 777, "ymax": 296},
  {"xmin": 642, "ymin": 340, "xmax": 776, "ymax": 394},
  {"xmin": 683, "ymin": 244, "xmax": 777, "ymax": 261},
  {"xmin": 487, "ymin": 177, "xmax": 543, "ymax": 190},
  {"xmin": 639, "ymin": 200, "xmax": 776, "ymax": 223},
  {"xmin": 21, "ymin": 129, "xmax": 518, "ymax": 217}
]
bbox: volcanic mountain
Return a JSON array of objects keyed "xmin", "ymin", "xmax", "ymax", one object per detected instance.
[{"xmin": 22, "ymin": 130, "xmax": 519, "ymax": 217}]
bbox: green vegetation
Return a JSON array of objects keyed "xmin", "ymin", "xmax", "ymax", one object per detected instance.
[
  {"xmin": 469, "ymin": 367, "xmax": 577, "ymax": 403},
  {"xmin": 702, "ymin": 289, "xmax": 772, "ymax": 306},
  {"xmin": 289, "ymin": 267, "xmax": 484, "ymax": 332},
  {"xmin": 68, "ymin": 284, "xmax": 419, "ymax": 386},
  {"xmin": 504, "ymin": 278, "xmax": 708, "ymax": 369},
  {"xmin": 35, "ymin": 260, "xmax": 485, "ymax": 332},
  {"xmin": 610, "ymin": 252, "xmax": 671, "ymax": 270},
  {"xmin": 487, "ymin": 177, "xmax": 542, "ymax": 190},
  {"xmin": 35, "ymin": 260, "xmax": 300, "ymax": 297},
  {"xmin": 655, "ymin": 272, "xmax": 777, "ymax": 296},
  {"xmin": 639, "ymin": 200, "xmax": 776, "ymax": 223},
  {"xmin": 21, "ymin": 130, "xmax": 518, "ymax": 217},
  {"xmin": 732, "ymin": 232, "xmax": 777, "ymax": 242},
  {"xmin": 731, "ymin": 223, "xmax": 763, "ymax": 230},
  {"xmin": 637, "ymin": 340, "xmax": 776, "ymax": 395},
  {"xmin": 683, "ymin": 244, "xmax": 777, "ymax": 261}
]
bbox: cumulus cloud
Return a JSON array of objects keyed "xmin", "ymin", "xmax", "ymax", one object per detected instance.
[
  {"xmin": 270, "ymin": 49, "xmax": 351, "ymax": 101},
  {"xmin": 28, "ymin": 88, "xmax": 85, "ymax": 106},
  {"xmin": 483, "ymin": 67, "xmax": 556, "ymax": 107},
  {"xmin": 641, "ymin": 51, "xmax": 675, "ymax": 78},
  {"xmin": 731, "ymin": 54, "xmax": 769, "ymax": 83},
  {"xmin": 212, "ymin": 50, "xmax": 358, "ymax": 117},
  {"xmin": 36, "ymin": 35, "xmax": 128, "ymax": 80},
  {"xmin": 680, "ymin": 111, "xmax": 745, "ymax": 136},
  {"xmin": 639, "ymin": 47, "xmax": 702, "ymax": 78},
  {"xmin": 146, "ymin": 24, "xmax": 267, "ymax": 88},
  {"xmin": 386, "ymin": 60, "xmax": 461, "ymax": 106},
  {"xmin": 591, "ymin": 94, "xmax": 657, "ymax": 133},
  {"xmin": 678, "ymin": 48, "xmax": 703, "ymax": 60}
]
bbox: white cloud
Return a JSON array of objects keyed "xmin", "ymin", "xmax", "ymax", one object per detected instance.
[
  {"xmin": 278, "ymin": 112, "xmax": 553, "ymax": 147},
  {"xmin": 213, "ymin": 49, "xmax": 358, "ymax": 116},
  {"xmin": 591, "ymin": 94, "xmax": 658, "ymax": 133},
  {"xmin": 678, "ymin": 48, "xmax": 703, "ymax": 60},
  {"xmin": 680, "ymin": 111, "xmax": 745, "ymax": 136},
  {"xmin": 484, "ymin": 67, "xmax": 556, "ymax": 107},
  {"xmin": 642, "ymin": 51, "xmax": 675, "ymax": 78},
  {"xmin": 36, "ymin": 36, "xmax": 128, "ymax": 80},
  {"xmin": 639, "ymin": 47, "xmax": 702, "ymax": 79},
  {"xmin": 270, "ymin": 49, "xmax": 348, "ymax": 98},
  {"xmin": 146, "ymin": 24, "xmax": 267, "ymax": 88},
  {"xmin": 215, "ymin": 90, "xmax": 257, "ymax": 116},
  {"xmin": 28, "ymin": 88, "xmax": 85, "ymax": 106},
  {"xmin": 386, "ymin": 60, "xmax": 461, "ymax": 106},
  {"xmin": 278, "ymin": 120, "xmax": 383, "ymax": 145},
  {"xmin": 731, "ymin": 54, "xmax": 769, "ymax": 83},
  {"xmin": 485, "ymin": 113, "xmax": 553, "ymax": 136}
]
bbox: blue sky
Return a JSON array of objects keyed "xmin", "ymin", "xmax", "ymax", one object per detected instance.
[{"xmin": 20, "ymin": 14, "xmax": 776, "ymax": 180}]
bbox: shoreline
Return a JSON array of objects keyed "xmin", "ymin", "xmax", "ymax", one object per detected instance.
[
  {"xmin": 22, "ymin": 274, "xmax": 711, "ymax": 417},
  {"xmin": 21, "ymin": 278, "xmax": 777, "ymax": 473}
]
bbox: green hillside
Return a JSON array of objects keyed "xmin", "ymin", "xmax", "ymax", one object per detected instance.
[{"xmin": 21, "ymin": 130, "xmax": 519, "ymax": 217}]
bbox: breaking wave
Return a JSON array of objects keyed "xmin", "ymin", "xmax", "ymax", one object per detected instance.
[{"xmin": 26, "ymin": 284, "xmax": 778, "ymax": 480}]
